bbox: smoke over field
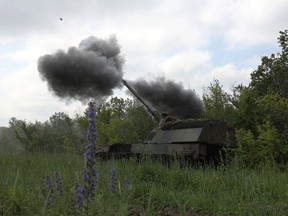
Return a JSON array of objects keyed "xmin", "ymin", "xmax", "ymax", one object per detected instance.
[
  {"xmin": 129, "ymin": 78, "xmax": 204, "ymax": 119},
  {"xmin": 38, "ymin": 35, "xmax": 124, "ymax": 102},
  {"xmin": 38, "ymin": 36, "xmax": 204, "ymax": 119}
]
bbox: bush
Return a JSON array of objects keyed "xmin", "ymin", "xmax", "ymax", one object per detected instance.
[{"xmin": 236, "ymin": 121, "xmax": 288, "ymax": 168}]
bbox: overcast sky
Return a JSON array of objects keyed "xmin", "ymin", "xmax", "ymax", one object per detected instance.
[{"xmin": 0, "ymin": 0, "xmax": 288, "ymax": 126}]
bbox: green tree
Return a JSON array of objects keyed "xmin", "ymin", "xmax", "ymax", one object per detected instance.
[
  {"xmin": 256, "ymin": 93, "xmax": 288, "ymax": 133},
  {"xmin": 106, "ymin": 117, "xmax": 140, "ymax": 144},
  {"xmin": 95, "ymin": 97, "xmax": 157, "ymax": 147},
  {"xmin": 236, "ymin": 121, "xmax": 288, "ymax": 167},
  {"xmin": 9, "ymin": 118, "xmax": 41, "ymax": 151},
  {"xmin": 202, "ymin": 79, "xmax": 236, "ymax": 123},
  {"xmin": 106, "ymin": 97, "xmax": 134, "ymax": 119},
  {"xmin": 234, "ymin": 88, "xmax": 260, "ymax": 134},
  {"xmin": 203, "ymin": 30, "xmax": 288, "ymax": 167},
  {"xmin": 235, "ymin": 30, "xmax": 288, "ymax": 166},
  {"xmin": 47, "ymin": 112, "xmax": 75, "ymax": 152},
  {"xmin": 9, "ymin": 112, "xmax": 84, "ymax": 153},
  {"xmin": 127, "ymin": 106, "xmax": 157, "ymax": 141},
  {"xmin": 0, "ymin": 126, "xmax": 23, "ymax": 153},
  {"xmin": 96, "ymin": 105, "xmax": 112, "ymax": 146},
  {"xmin": 250, "ymin": 30, "xmax": 288, "ymax": 98}
]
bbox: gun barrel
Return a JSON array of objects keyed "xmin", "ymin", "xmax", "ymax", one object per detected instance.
[{"xmin": 122, "ymin": 79, "xmax": 161, "ymax": 121}]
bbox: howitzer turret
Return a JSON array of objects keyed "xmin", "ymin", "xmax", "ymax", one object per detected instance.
[{"xmin": 97, "ymin": 79, "xmax": 237, "ymax": 164}]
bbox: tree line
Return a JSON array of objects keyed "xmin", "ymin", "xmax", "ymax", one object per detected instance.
[
  {"xmin": 0, "ymin": 97, "xmax": 157, "ymax": 154},
  {"xmin": 203, "ymin": 30, "xmax": 288, "ymax": 168},
  {"xmin": 1, "ymin": 30, "xmax": 287, "ymax": 168}
]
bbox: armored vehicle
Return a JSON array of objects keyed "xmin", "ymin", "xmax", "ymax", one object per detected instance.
[{"xmin": 96, "ymin": 79, "xmax": 237, "ymax": 163}]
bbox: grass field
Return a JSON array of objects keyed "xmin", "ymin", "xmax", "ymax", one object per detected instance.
[{"xmin": 0, "ymin": 152, "xmax": 287, "ymax": 216}]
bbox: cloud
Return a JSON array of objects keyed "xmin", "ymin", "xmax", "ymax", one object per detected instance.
[
  {"xmin": 224, "ymin": 0, "xmax": 288, "ymax": 48},
  {"xmin": 160, "ymin": 50, "xmax": 212, "ymax": 76},
  {"xmin": 207, "ymin": 63, "xmax": 252, "ymax": 88},
  {"xmin": 0, "ymin": 63, "xmax": 86, "ymax": 125}
]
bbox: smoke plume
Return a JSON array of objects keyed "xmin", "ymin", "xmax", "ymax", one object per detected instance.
[
  {"xmin": 130, "ymin": 77, "xmax": 204, "ymax": 119},
  {"xmin": 38, "ymin": 36, "xmax": 203, "ymax": 119},
  {"xmin": 38, "ymin": 35, "xmax": 124, "ymax": 102}
]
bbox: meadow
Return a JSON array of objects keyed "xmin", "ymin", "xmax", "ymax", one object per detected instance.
[{"xmin": 0, "ymin": 152, "xmax": 287, "ymax": 216}]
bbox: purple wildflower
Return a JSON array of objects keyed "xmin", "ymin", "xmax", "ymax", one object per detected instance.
[
  {"xmin": 46, "ymin": 176, "xmax": 55, "ymax": 204},
  {"xmin": 86, "ymin": 101, "xmax": 97, "ymax": 154},
  {"xmin": 110, "ymin": 168, "xmax": 117, "ymax": 193},
  {"xmin": 53, "ymin": 171, "xmax": 63, "ymax": 197},
  {"xmin": 82, "ymin": 165, "xmax": 98, "ymax": 198},
  {"xmin": 75, "ymin": 184, "xmax": 84, "ymax": 209},
  {"xmin": 73, "ymin": 102, "xmax": 99, "ymax": 210},
  {"xmin": 82, "ymin": 101, "xmax": 98, "ymax": 200}
]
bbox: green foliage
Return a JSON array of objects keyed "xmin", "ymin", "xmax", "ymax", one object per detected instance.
[
  {"xmin": 202, "ymin": 79, "xmax": 236, "ymax": 123},
  {"xmin": 95, "ymin": 97, "xmax": 157, "ymax": 147},
  {"xmin": 257, "ymin": 121, "xmax": 283, "ymax": 164},
  {"xmin": 106, "ymin": 117, "xmax": 139, "ymax": 144},
  {"xmin": 234, "ymin": 88, "xmax": 259, "ymax": 133},
  {"xmin": 0, "ymin": 127, "xmax": 23, "ymax": 153},
  {"xmin": 250, "ymin": 30, "xmax": 288, "ymax": 98},
  {"xmin": 106, "ymin": 97, "xmax": 134, "ymax": 119},
  {"xmin": 240, "ymin": 30, "xmax": 288, "ymax": 166},
  {"xmin": 256, "ymin": 93, "xmax": 288, "ymax": 132},
  {"xmin": 127, "ymin": 106, "xmax": 156, "ymax": 141},
  {"xmin": 9, "ymin": 118, "xmax": 44, "ymax": 152},
  {"xmin": 235, "ymin": 129, "xmax": 258, "ymax": 167},
  {"xmin": 8, "ymin": 112, "xmax": 84, "ymax": 153},
  {"xmin": 236, "ymin": 122, "xmax": 287, "ymax": 167},
  {"xmin": 3, "ymin": 96, "xmax": 156, "ymax": 153},
  {"xmin": 203, "ymin": 30, "xmax": 288, "ymax": 167}
]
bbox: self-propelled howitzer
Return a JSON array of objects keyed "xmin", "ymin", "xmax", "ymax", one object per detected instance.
[{"xmin": 96, "ymin": 80, "xmax": 237, "ymax": 163}]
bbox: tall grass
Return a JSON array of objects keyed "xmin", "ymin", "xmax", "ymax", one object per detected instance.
[{"xmin": 0, "ymin": 152, "xmax": 287, "ymax": 216}]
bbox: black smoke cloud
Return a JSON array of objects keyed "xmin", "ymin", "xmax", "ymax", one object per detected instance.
[
  {"xmin": 38, "ymin": 35, "xmax": 124, "ymax": 102},
  {"xmin": 129, "ymin": 77, "xmax": 204, "ymax": 119},
  {"xmin": 38, "ymin": 36, "xmax": 203, "ymax": 119}
]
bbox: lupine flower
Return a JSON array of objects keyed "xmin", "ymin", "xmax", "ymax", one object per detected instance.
[
  {"xmin": 124, "ymin": 177, "xmax": 131, "ymax": 190},
  {"xmin": 110, "ymin": 168, "xmax": 117, "ymax": 193},
  {"xmin": 54, "ymin": 171, "xmax": 63, "ymax": 197},
  {"xmin": 46, "ymin": 176, "xmax": 55, "ymax": 204},
  {"xmin": 75, "ymin": 184, "xmax": 84, "ymax": 209},
  {"xmin": 82, "ymin": 101, "xmax": 98, "ymax": 200},
  {"xmin": 86, "ymin": 101, "xmax": 97, "ymax": 154},
  {"xmin": 73, "ymin": 102, "xmax": 99, "ymax": 210}
]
